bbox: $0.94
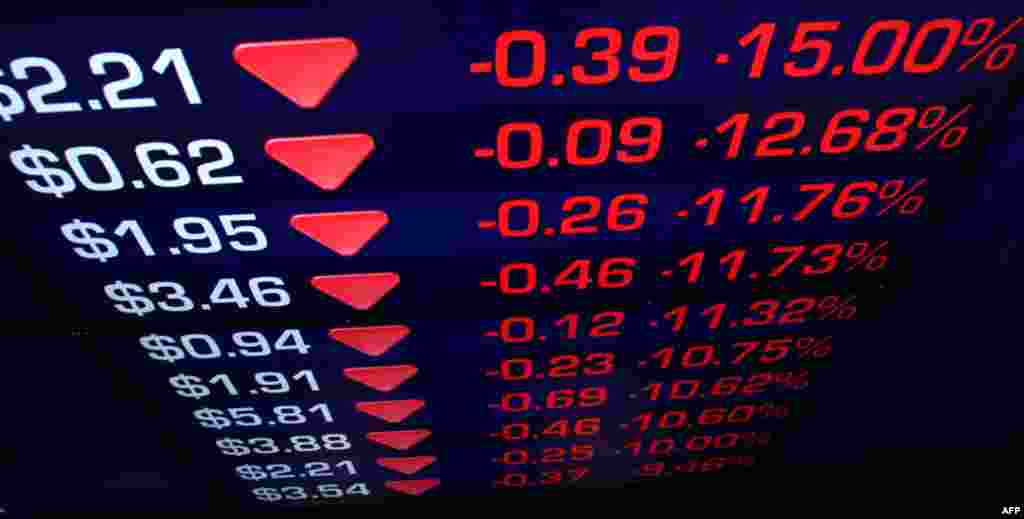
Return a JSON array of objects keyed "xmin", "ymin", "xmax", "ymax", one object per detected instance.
[
  {"xmin": 104, "ymin": 276, "xmax": 289, "ymax": 316},
  {"xmin": 169, "ymin": 370, "xmax": 320, "ymax": 400},
  {"xmin": 194, "ymin": 404, "xmax": 334, "ymax": 430}
]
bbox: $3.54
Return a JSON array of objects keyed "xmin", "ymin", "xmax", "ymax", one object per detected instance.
[
  {"xmin": 104, "ymin": 276, "xmax": 290, "ymax": 316},
  {"xmin": 61, "ymin": 214, "xmax": 267, "ymax": 262}
]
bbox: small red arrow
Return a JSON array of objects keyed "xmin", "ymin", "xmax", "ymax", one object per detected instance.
[
  {"xmin": 266, "ymin": 134, "xmax": 375, "ymax": 191},
  {"xmin": 329, "ymin": 325, "xmax": 410, "ymax": 356},
  {"xmin": 290, "ymin": 211, "xmax": 389, "ymax": 256},
  {"xmin": 377, "ymin": 456, "xmax": 436, "ymax": 476},
  {"xmin": 233, "ymin": 37, "xmax": 358, "ymax": 109},
  {"xmin": 385, "ymin": 479, "xmax": 440, "ymax": 496},
  {"xmin": 356, "ymin": 399, "xmax": 425, "ymax": 423},
  {"xmin": 311, "ymin": 273, "xmax": 399, "ymax": 310},
  {"xmin": 366, "ymin": 429, "xmax": 431, "ymax": 450},
  {"xmin": 344, "ymin": 365, "xmax": 418, "ymax": 392}
]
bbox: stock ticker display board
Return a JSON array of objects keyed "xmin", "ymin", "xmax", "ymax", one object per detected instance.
[{"xmin": 1, "ymin": 4, "xmax": 1022, "ymax": 511}]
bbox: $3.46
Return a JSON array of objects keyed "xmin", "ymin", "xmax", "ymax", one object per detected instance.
[
  {"xmin": 61, "ymin": 214, "xmax": 267, "ymax": 262},
  {"xmin": 194, "ymin": 403, "xmax": 334, "ymax": 430},
  {"xmin": 104, "ymin": 276, "xmax": 290, "ymax": 317},
  {"xmin": 169, "ymin": 370, "xmax": 320, "ymax": 400}
]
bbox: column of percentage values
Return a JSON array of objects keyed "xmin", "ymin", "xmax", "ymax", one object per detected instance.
[{"xmin": 233, "ymin": 37, "xmax": 439, "ymax": 498}]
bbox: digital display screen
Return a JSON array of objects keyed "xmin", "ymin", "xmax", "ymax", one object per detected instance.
[{"xmin": 2, "ymin": 4, "xmax": 1022, "ymax": 511}]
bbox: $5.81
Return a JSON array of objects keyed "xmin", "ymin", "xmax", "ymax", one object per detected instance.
[
  {"xmin": 10, "ymin": 139, "xmax": 238, "ymax": 199},
  {"xmin": 104, "ymin": 276, "xmax": 289, "ymax": 317},
  {"xmin": 169, "ymin": 370, "xmax": 320, "ymax": 400},
  {"xmin": 61, "ymin": 214, "xmax": 267, "ymax": 263},
  {"xmin": 194, "ymin": 403, "xmax": 334, "ymax": 430}
]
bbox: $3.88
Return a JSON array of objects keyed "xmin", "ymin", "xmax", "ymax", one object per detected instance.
[
  {"xmin": 252, "ymin": 483, "xmax": 370, "ymax": 501},
  {"xmin": 235, "ymin": 460, "xmax": 357, "ymax": 481},
  {"xmin": 104, "ymin": 276, "xmax": 289, "ymax": 316},
  {"xmin": 194, "ymin": 403, "xmax": 334, "ymax": 430},
  {"xmin": 216, "ymin": 434, "xmax": 353, "ymax": 457},
  {"xmin": 169, "ymin": 370, "xmax": 320, "ymax": 400}
]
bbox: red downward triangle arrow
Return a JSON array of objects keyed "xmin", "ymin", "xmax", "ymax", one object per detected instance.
[
  {"xmin": 344, "ymin": 365, "xmax": 418, "ymax": 392},
  {"xmin": 356, "ymin": 400, "xmax": 425, "ymax": 423},
  {"xmin": 311, "ymin": 273, "xmax": 399, "ymax": 310},
  {"xmin": 291, "ymin": 211, "xmax": 389, "ymax": 256},
  {"xmin": 266, "ymin": 134, "xmax": 375, "ymax": 191},
  {"xmin": 329, "ymin": 325, "xmax": 410, "ymax": 356},
  {"xmin": 377, "ymin": 456, "xmax": 436, "ymax": 476},
  {"xmin": 385, "ymin": 479, "xmax": 441, "ymax": 496},
  {"xmin": 366, "ymin": 429, "xmax": 431, "ymax": 451},
  {"xmin": 234, "ymin": 37, "xmax": 359, "ymax": 109}
]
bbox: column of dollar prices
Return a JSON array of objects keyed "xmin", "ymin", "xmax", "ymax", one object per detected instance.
[{"xmin": 5, "ymin": 36, "xmax": 440, "ymax": 504}]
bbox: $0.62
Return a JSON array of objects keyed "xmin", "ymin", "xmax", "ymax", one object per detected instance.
[
  {"xmin": 104, "ymin": 276, "xmax": 289, "ymax": 316},
  {"xmin": 9, "ymin": 140, "xmax": 238, "ymax": 199}
]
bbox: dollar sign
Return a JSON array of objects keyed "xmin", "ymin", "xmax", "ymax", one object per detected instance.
[
  {"xmin": 60, "ymin": 219, "xmax": 118, "ymax": 263},
  {"xmin": 169, "ymin": 374, "xmax": 211, "ymax": 399},
  {"xmin": 193, "ymin": 408, "xmax": 231, "ymax": 430},
  {"xmin": 104, "ymin": 281, "xmax": 154, "ymax": 317},
  {"xmin": 139, "ymin": 334, "xmax": 184, "ymax": 363},
  {"xmin": 216, "ymin": 438, "xmax": 250, "ymax": 457},
  {"xmin": 0, "ymin": 78, "xmax": 26, "ymax": 123},
  {"xmin": 252, "ymin": 488, "xmax": 280, "ymax": 502},
  {"xmin": 10, "ymin": 145, "xmax": 75, "ymax": 198},
  {"xmin": 235, "ymin": 464, "xmax": 266, "ymax": 481}
]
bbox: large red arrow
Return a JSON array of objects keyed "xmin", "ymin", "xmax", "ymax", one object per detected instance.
[
  {"xmin": 329, "ymin": 325, "xmax": 410, "ymax": 356},
  {"xmin": 376, "ymin": 456, "xmax": 436, "ymax": 476},
  {"xmin": 385, "ymin": 479, "xmax": 441, "ymax": 496},
  {"xmin": 344, "ymin": 365, "xmax": 418, "ymax": 392},
  {"xmin": 265, "ymin": 134, "xmax": 375, "ymax": 191},
  {"xmin": 290, "ymin": 211, "xmax": 389, "ymax": 256},
  {"xmin": 311, "ymin": 273, "xmax": 399, "ymax": 310},
  {"xmin": 366, "ymin": 430, "xmax": 431, "ymax": 450},
  {"xmin": 356, "ymin": 400, "xmax": 425, "ymax": 423},
  {"xmin": 234, "ymin": 37, "xmax": 358, "ymax": 109}
]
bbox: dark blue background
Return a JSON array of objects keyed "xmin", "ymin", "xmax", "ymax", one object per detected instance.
[{"xmin": 1, "ymin": 3, "xmax": 1022, "ymax": 511}]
